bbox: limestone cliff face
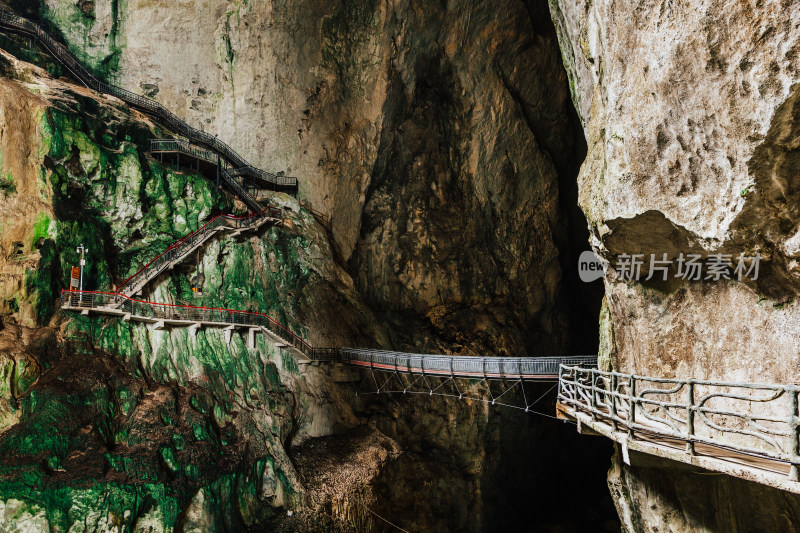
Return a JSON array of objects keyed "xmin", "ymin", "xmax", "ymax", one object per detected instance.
[
  {"xmin": 0, "ymin": 49, "xmax": 387, "ymax": 531},
  {"xmin": 0, "ymin": 0, "xmax": 616, "ymax": 531},
  {"xmin": 36, "ymin": 0, "xmax": 587, "ymax": 358},
  {"xmin": 550, "ymin": 0, "xmax": 800, "ymax": 530}
]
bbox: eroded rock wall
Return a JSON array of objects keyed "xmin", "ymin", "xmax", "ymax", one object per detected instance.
[
  {"xmin": 549, "ymin": 0, "xmax": 800, "ymax": 530},
  {"xmin": 35, "ymin": 0, "xmax": 596, "ymax": 352},
  {"xmin": 0, "ymin": 49, "xmax": 387, "ymax": 531},
  {"xmin": 0, "ymin": 0, "xmax": 616, "ymax": 530}
]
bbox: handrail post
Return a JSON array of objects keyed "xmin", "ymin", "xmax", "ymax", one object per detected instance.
[
  {"xmin": 686, "ymin": 380, "xmax": 696, "ymax": 456},
  {"xmin": 628, "ymin": 375, "xmax": 636, "ymax": 438},
  {"xmin": 609, "ymin": 373, "xmax": 618, "ymax": 432},
  {"xmin": 790, "ymin": 386, "xmax": 800, "ymax": 481},
  {"xmin": 590, "ymin": 368, "xmax": 597, "ymax": 422}
]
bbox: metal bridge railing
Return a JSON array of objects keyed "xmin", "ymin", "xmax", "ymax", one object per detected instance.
[
  {"xmin": 340, "ymin": 348, "xmax": 596, "ymax": 380},
  {"xmin": 116, "ymin": 208, "xmax": 280, "ymax": 296},
  {"xmin": 558, "ymin": 365, "xmax": 800, "ymax": 480},
  {"xmin": 219, "ymin": 168, "xmax": 263, "ymax": 212},
  {"xmin": 60, "ymin": 289, "xmax": 325, "ymax": 358},
  {"xmin": 150, "ymin": 139, "xmax": 220, "ymax": 166},
  {"xmin": 225, "ymin": 167, "xmax": 297, "ymax": 188},
  {"xmin": 0, "ymin": 8, "xmax": 297, "ymax": 199}
]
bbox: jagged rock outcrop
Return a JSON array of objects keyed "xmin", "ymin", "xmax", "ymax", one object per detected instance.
[{"xmin": 549, "ymin": 0, "xmax": 800, "ymax": 530}]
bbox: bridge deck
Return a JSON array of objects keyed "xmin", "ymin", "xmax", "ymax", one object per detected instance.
[
  {"xmin": 557, "ymin": 401, "xmax": 800, "ymax": 492},
  {"xmin": 60, "ymin": 292, "xmax": 597, "ymax": 380},
  {"xmin": 341, "ymin": 348, "xmax": 596, "ymax": 381}
]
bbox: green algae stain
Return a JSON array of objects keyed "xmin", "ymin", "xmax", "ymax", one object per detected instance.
[
  {"xmin": 0, "ymin": 44, "xmax": 327, "ymax": 530},
  {"xmin": 30, "ymin": 213, "xmax": 51, "ymax": 249}
]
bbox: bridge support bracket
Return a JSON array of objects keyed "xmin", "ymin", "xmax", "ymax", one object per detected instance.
[
  {"xmin": 122, "ymin": 313, "xmax": 131, "ymax": 322},
  {"xmin": 189, "ymin": 323, "xmax": 201, "ymax": 338},
  {"xmin": 154, "ymin": 320, "xmax": 165, "ymax": 331},
  {"xmin": 621, "ymin": 439, "xmax": 631, "ymax": 466},
  {"xmin": 248, "ymin": 327, "xmax": 259, "ymax": 350},
  {"xmin": 81, "ymin": 309, "xmax": 89, "ymax": 316},
  {"xmin": 224, "ymin": 325, "xmax": 235, "ymax": 345}
]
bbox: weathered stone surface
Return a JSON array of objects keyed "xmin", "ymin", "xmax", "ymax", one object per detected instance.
[
  {"xmin": 550, "ymin": 0, "xmax": 800, "ymax": 529},
  {"xmin": 0, "ymin": 48, "xmax": 381, "ymax": 531},
  {"xmin": 0, "ymin": 0, "xmax": 616, "ymax": 530},
  {"xmin": 609, "ymin": 448, "xmax": 800, "ymax": 533}
]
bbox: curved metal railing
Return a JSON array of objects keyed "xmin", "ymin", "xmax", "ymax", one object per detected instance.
[
  {"xmin": 116, "ymin": 208, "xmax": 281, "ymax": 296},
  {"xmin": 340, "ymin": 348, "xmax": 597, "ymax": 380},
  {"xmin": 0, "ymin": 8, "xmax": 297, "ymax": 204},
  {"xmin": 558, "ymin": 364, "xmax": 800, "ymax": 479}
]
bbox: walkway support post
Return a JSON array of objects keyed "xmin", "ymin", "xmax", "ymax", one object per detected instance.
[
  {"xmin": 610, "ymin": 373, "xmax": 618, "ymax": 432},
  {"xmin": 591, "ymin": 368, "xmax": 598, "ymax": 422}
]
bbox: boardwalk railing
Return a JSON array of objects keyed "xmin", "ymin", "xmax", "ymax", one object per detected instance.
[
  {"xmin": 225, "ymin": 166, "xmax": 297, "ymax": 189},
  {"xmin": 150, "ymin": 139, "xmax": 297, "ymax": 205},
  {"xmin": 558, "ymin": 365, "xmax": 800, "ymax": 480},
  {"xmin": 151, "ymin": 139, "xmax": 219, "ymax": 166},
  {"xmin": 0, "ymin": 8, "xmax": 297, "ymax": 201},
  {"xmin": 219, "ymin": 168, "xmax": 263, "ymax": 212},
  {"xmin": 150, "ymin": 140, "xmax": 264, "ymax": 211},
  {"xmin": 341, "ymin": 348, "xmax": 596, "ymax": 380},
  {"xmin": 60, "ymin": 290, "xmax": 339, "ymax": 359},
  {"xmin": 116, "ymin": 208, "xmax": 281, "ymax": 296}
]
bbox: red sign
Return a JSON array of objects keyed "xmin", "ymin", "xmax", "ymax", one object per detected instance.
[{"xmin": 70, "ymin": 266, "xmax": 79, "ymax": 289}]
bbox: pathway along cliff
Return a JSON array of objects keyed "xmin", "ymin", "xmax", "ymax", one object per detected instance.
[{"xmin": 0, "ymin": 1, "xmax": 619, "ymax": 532}]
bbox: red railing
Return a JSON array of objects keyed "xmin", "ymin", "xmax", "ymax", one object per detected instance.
[
  {"xmin": 116, "ymin": 207, "xmax": 281, "ymax": 295},
  {"xmin": 60, "ymin": 289, "xmax": 332, "ymax": 358}
]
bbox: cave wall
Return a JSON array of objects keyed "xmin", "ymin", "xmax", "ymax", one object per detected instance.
[
  {"xmin": 37, "ymin": 1, "xmax": 588, "ymax": 360},
  {"xmin": 0, "ymin": 0, "xmax": 618, "ymax": 530},
  {"xmin": 549, "ymin": 0, "xmax": 800, "ymax": 530},
  {"xmin": 0, "ymin": 49, "xmax": 387, "ymax": 531},
  {"xmin": 37, "ymin": 0, "xmax": 592, "ymax": 353}
]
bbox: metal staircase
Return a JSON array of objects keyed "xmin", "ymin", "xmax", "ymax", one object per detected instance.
[
  {"xmin": 116, "ymin": 208, "xmax": 282, "ymax": 297},
  {"xmin": 0, "ymin": 7, "xmax": 297, "ymax": 212}
]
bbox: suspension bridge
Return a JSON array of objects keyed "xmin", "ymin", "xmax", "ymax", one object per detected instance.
[{"xmin": 5, "ymin": 5, "xmax": 798, "ymax": 498}]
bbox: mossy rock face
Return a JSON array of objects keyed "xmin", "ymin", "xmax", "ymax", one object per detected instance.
[
  {"xmin": 0, "ymin": 51, "xmax": 337, "ymax": 531},
  {"xmin": 17, "ymin": 88, "xmax": 230, "ymax": 327},
  {"xmin": 39, "ymin": 0, "xmax": 126, "ymax": 82}
]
